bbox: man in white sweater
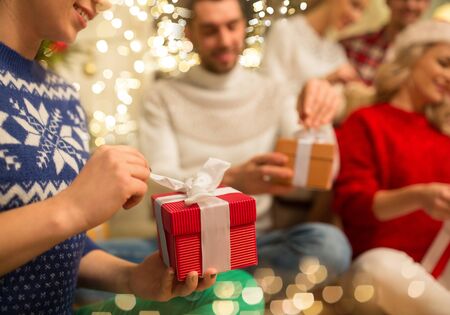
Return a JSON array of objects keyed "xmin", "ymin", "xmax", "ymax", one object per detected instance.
[{"xmin": 140, "ymin": 0, "xmax": 351, "ymax": 284}]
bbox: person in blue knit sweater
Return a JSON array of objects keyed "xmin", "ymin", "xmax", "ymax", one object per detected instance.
[{"xmin": 0, "ymin": 1, "xmax": 234, "ymax": 314}]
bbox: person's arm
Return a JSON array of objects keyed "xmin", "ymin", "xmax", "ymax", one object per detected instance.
[
  {"xmin": 335, "ymin": 113, "xmax": 450, "ymax": 223},
  {"xmin": 0, "ymin": 145, "xmax": 149, "ymax": 276},
  {"xmin": 374, "ymin": 183, "xmax": 450, "ymax": 221},
  {"xmin": 324, "ymin": 63, "xmax": 361, "ymax": 84},
  {"xmin": 297, "ymin": 79, "xmax": 342, "ymax": 128},
  {"xmin": 0, "ymin": 195, "xmax": 83, "ymax": 276},
  {"xmin": 78, "ymin": 249, "xmax": 217, "ymax": 302},
  {"xmin": 260, "ymin": 19, "xmax": 294, "ymax": 84}
]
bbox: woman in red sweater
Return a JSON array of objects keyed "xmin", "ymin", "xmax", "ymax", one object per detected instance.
[{"xmin": 334, "ymin": 20, "xmax": 450, "ymax": 315}]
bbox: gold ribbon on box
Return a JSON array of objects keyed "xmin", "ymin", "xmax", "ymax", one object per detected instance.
[{"xmin": 151, "ymin": 158, "xmax": 238, "ymax": 275}]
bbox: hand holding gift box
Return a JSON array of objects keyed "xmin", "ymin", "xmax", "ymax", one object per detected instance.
[
  {"xmin": 274, "ymin": 127, "xmax": 336, "ymax": 190},
  {"xmin": 151, "ymin": 158, "xmax": 258, "ymax": 281}
]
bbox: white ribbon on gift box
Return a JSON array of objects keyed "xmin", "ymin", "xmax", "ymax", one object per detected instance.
[
  {"xmin": 292, "ymin": 127, "xmax": 334, "ymax": 187},
  {"xmin": 421, "ymin": 221, "xmax": 450, "ymax": 288},
  {"xmin": 151, "ymin": 158, "xmax": 237, "ymax": 275}
]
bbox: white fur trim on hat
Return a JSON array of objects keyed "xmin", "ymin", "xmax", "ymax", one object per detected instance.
[{"xmin": 385, "ymin": 20, "xmax": 450, "ymax": 62}]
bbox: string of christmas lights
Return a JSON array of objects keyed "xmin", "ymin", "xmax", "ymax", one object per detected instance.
[{"xmin": 49, "ymin": 0, "xmax": 311, "ymax": 148}]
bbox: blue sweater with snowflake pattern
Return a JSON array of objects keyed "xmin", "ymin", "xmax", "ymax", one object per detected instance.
[{"xmin": 0, "ymin": 42, "xmax": 99, "ymax": 315}]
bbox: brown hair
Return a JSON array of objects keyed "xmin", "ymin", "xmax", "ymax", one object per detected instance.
[{"xmin": 184, "ymin": 0, "xmax": 245, "ymax": 21}]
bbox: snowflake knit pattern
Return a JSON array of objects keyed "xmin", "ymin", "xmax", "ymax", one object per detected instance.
[{"xmin": 0, "ymin": 42, "xmax": 98, "ymax": 314}]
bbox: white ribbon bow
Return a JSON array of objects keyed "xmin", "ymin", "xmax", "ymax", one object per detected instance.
[{"xmin": 150, "ymin": 158, "xmax": 231, "ymax": 205}]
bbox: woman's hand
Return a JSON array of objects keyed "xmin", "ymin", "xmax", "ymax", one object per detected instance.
[
  {"xmin": 128, "ymin": 252, "xmax": 217, "ymax": 301},
  {"xmin": 58, "ymin": 145, "xmax": 150, "ymax": 231},
  {"xmin": 297, "ymin": 79, "xmax": 342, "ymax": 128},
  {"xmin": 325, "ymin": 63, "xmax": 360, "ymax": 84},
  {"xmin": 374, "ymin": 183, "xmax": 450, "ymax": 221},
  {"xmin": 419, "ymin": 183, "xmax": 450, "ymax": 220}
]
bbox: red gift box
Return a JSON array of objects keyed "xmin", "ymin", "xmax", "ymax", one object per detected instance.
[{"xmin": 152, "ymin": 188, "xmax": 258, "ymax": 281}]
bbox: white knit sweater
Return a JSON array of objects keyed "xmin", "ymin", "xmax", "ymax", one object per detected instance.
[
  {"xmin": 261, "ymin": 15, "xmax": 348, "ymax": 91},
  {"xmin": 139, "ymin": 65, "xmax": 331, "ymax": 230}
]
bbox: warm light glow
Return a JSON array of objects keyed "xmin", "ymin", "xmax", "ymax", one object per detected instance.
[
  {"xmin": 95, "ymin": 137, "xmax": 106, "ymax": 147},
  {"xmin": 91, "ymin": 81, "xmax": 106, "ymax": 94},
  {"xmin": 322, "ymin": 286, "xmax": 343, "ymax": 304},
  {"xmin": 103, "ymin": 10, "xmax": 114, "ymax": 20},
  {"xmin": 260, "ymin": 275, "xmax": 283, "ymax": 295},
  {"xmin": 303, "ymin": 301, "xmax": 323, "ymax": 315},
  {"xmin": 408, "ymin": 281, "xmax": 425, "ymax": 298},
  {"xmin": 282, "ymin": 299, "xmax": 300, "ymax": 314},
  {"xmin": 134, "ymin": 60, "xmax": 146, "ymax": 73},
  {"xmin": 253, "ymin": 1, "xmax": 264, "ymax": 12},
  {"xmin": 293, "ymin": 292, "xmax": 314, "ymax": 310},
  {"xmin": 401, "ymin": 261, "xmax": 419, "ymax": 279},
  {"xmin": 300, "ymin": 2, "xmax": 308, "ymax": 11},
  {"xmin": 354, "ymin": 285, "xmax": 375, "ymax": 303},
  {"xmin": 130, "ymin": 40, "xmax": 143, "ymax": 52},
  {"xmin": 242, "ymin": 287, "xmax": 264, "ymax": 305},
  {"xmin": 270, "ymin": 300, "xmax": 284, "ymax": 315},
  {"xmin": 299, "ymin": 257, "xmax": 320, "ymax": 275},
  {"xmin": 306, "ymin": 265, "xmax": 328, "ymax": 284},
  {"xmin": 295, "ymin": 273, "xmax": 315, "ymax": 292},
  {"xmin": 96, "ymin": 40, "xmax": 109, "ymax": 53},
  {"xmin": 111, "ymin": 18, "xmax": 123, "ymax": 29},
  {"xmin": 124, "ymin": 30, "xmax": 135, "ymax": 40},
  {"xmin": 114, "ymin": 294, "xmax": 136, "ymax": 311},
  {"xmin": 103, "ymin": 69, "xmax": 114, "ymax": 79},
  {"xmin": 212, "ymin": 300, "xmax": 239, "ymax": 315},
  {"xmin": 68, "ymin": 0, "xmax": 310, "ymax": 147},
  {"xmin": 433, "ymin": 3, "xmax": 450, "ymax": 22},
  {"xmin": 213, "ymin": 281, "xmax": 236, "ymax": 299}
]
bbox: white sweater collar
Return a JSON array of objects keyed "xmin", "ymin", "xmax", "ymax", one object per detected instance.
[{"xmin": 184, "ymin": 64, "xmax": 245, "ymax": 90}]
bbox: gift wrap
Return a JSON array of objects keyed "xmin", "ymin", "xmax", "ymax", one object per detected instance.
[
  {"xmin": 274, "ymin": 137, "xmax": 335, "ymax": 190},
  {"xmin": 422, "ymin": 221, "xmax": 450, "ymax": 289},
  {"xmin": 151, "ymin": 158, "xmax": 258, "ymax": 281}
]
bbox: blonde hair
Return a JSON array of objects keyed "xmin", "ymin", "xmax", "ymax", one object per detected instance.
[
  {"xmin": 376, "ymin": 20, "xmax": 450, "ymax": 103},
  {"xmin": 375, "ymin": 44, "xmax": 430, "ymax": 103}
]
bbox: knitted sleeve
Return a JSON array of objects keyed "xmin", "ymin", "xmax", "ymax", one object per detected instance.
[
  {"xmin": 260, "ymin": 19, "xmax": 293, "ymax": 84},
  {"xmin": 82, "ymin": 236, "xmax": 102, "ymax": 256},
  {"xmin": 333, "ymin": 111, "xmax": 380, "ymax": 225}
]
